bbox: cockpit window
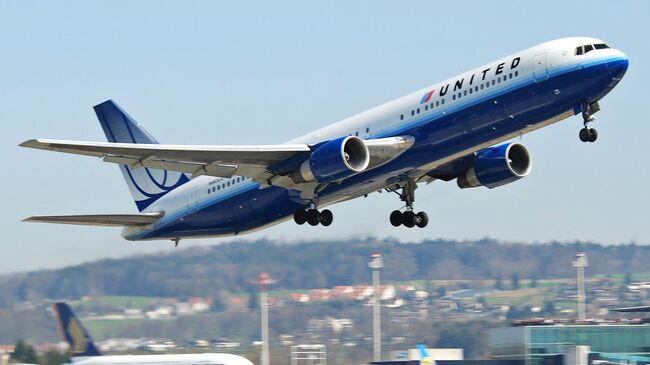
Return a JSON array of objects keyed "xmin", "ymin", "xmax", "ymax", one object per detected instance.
[{"xmin": 575, "ymin": 43, "xmax": 610, "ymax": 55}]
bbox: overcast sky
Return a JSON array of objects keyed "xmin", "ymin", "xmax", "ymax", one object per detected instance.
[{"xmin": 1, "ymin": 1, "xmax": 649, "ymax": 274}]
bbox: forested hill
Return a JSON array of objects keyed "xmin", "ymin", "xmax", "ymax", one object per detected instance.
[{"xmin": 1, "ymin": 238, "xmax": 648, "ymax": 307}]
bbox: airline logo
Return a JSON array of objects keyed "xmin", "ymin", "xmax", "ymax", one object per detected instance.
[
  {"xmin": 420, "ymin": 90, "xmax": 435, "ymax": 104},
  {"xmin": 67, "ymin": 317, "xmax": 88, "ymax": 354}
]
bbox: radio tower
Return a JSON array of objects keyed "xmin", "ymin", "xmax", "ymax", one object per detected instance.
[
  {"xmin": 253, "ymin": 272, "xmax": 275, "ymax": 365},
  {"xmin": 368, "ymin": 253, "xmax": 384, "ymax": 362}
]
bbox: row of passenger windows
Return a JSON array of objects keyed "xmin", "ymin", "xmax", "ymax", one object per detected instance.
[
  {"xmin": 207, "ymin": 176, "xmax": 249, "ymax": 194},
  {"xmin": 575, "ymin": 43, "xmax": 610, "ymax": 55},
  {"xmin": 399, "ymin": 70, "xmax": 520, "ymax": 119},
  {"xmin": 452, "ymin": 71, "xmax": 519, "ymax": 101},
  {"xmin": 400, "ymin": 98, "xmax": 446, "ymax": 120}
]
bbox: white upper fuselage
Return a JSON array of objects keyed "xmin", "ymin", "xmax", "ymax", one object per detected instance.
[{"xmin": 124, "ymin": 36, "xmax": 627, "ymax": 240}]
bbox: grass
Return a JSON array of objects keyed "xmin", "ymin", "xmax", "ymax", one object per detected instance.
[
  {"xmin": 79, "ymin": 296, "xmax": 160, "ymax": 310},
  {"xmin": 84, "ymin": 318, "xmax": 147, "ymax": 339}
]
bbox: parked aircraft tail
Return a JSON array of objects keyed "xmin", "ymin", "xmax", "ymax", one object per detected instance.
[{"xmin": 52, "ymin": 302, "xmax": 102, "ymax": 357}]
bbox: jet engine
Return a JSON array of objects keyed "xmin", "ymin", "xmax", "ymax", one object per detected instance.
[
  {"xmin": 295, "ymin": 136, "xmax": 370, "ymax": 183},
  {"xmin": 457, "ymin": 143, "xmax": 531, "ymax": 189}
]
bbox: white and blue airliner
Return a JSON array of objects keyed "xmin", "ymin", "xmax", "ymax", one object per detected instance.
[{"xmin": 21, "ymin": 37, "xmax": 628, "ymax": 244}]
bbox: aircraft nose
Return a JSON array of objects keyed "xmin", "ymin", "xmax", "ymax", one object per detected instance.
[{"xmin": 607, "ymin": 51, "xmax": 629, "ymax": 79}]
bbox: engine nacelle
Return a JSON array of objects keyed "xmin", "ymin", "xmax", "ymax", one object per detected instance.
[
  {"xmin": 457, "ymin": 143, "xmax": 532, "ymax": 189},
  {"xmin": 296, "ymin": 136, "xmax": 370, "ymax": 183}
]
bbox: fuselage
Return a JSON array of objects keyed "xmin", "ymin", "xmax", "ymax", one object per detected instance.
[
  {"xmin": 70, "ymin": 353, "xmax": 253, "ymax": 365},
  {"xmin": 123, "ymin": 37, "xmax": 628, "ymax": 241}
]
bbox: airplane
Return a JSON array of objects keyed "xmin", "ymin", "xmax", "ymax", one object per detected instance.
[
  {"xmin": 51, "ymin": 302, "xmax": 254, "ymax": 365},
  {"xmin": 21, "ymin": 37, "xmax": 628, "ymax": 244}
]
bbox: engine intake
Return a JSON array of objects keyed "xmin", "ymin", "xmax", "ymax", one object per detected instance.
[
  {"xmin": 295, "ymin": 136, "xmax": 370, "ymax": 183},
  {"xmin": 457, "ymin": 143, "xmax": 532, "ymax": 189}
]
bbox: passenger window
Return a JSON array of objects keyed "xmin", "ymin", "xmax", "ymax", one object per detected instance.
[
  {"xmin": 509, "ymin": 73, "xmax": 513, "ymax": 79},
  {"xmin": 584, "ymin": 44, "xmax": 594, "ymax": 53},
  {"xmin": 411, "ymin": 110, "xmax": 414, "ymax": 116},
  {"xmin": 430, "ymin": 103, "xmax": 434, "ymax": 109},
  {"xmin": 366, "ymin": 127, "xmax": 370, "ymax": 133},
  {"xmin": 417, "ymin": 108, "xmax": 420, "ymax": 114},
  {"xmin": 480, "ymin": 84, "xmax": 484, "ymax": 90},
  {"xmin": 463, "ymin": 90, "xmax": 467, "ymax": 96},
  {"xmin": 441, "ymin": 99, "xmax": 445, "ymax": 104},
  {"xmin": 436, "ymin": 101, "xmax": 439, "ymax": 107},
  {"xmin": 400, "ymin": 114, "xmax": 404, "ymax": 120},
  {"xmin": 355, "ymin": 131, "xmax": 359, "ymax": 136},
  {"xmin": 453, "ymin": 94, "xmax": 456, "ymax": 100},
  {"xmin": 424, "ymin": 105, "xmax": 428, "ymax": 111},
  {"xmin": 515, "ymin": 71, "xmax": 519, "ymax": 77},
  {"xmin": 492, "ymin": 80, "xmax": 495, "ymax": 85},
  {"xmin": 469, "ymin": 88, "xmax": 472, "ymax": 94},
  {"xmin": 475, "ymin": 86, "xmax": 478, "ymax": 92}
]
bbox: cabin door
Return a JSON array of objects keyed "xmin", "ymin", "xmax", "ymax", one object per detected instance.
[{"xmin": 533, "ymin": 52, "xmax": 549, "ymax": 82}]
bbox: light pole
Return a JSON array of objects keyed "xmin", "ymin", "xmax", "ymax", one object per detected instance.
[
  {"xmin": 253, "ymin": 272, "xmax": 275, "ymax": 365},
  {"xmin": 572, "ymin": 252, "xmax": 588, "ymax": 321},
  {"xmin": 368, "ymin": 253, "xmax": 384, "ymax": 362}
]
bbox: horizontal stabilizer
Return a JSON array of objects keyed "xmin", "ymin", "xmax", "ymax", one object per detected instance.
[{"xmin": 23, "ymin": 212, "xmax": 164, "ymax": 227}]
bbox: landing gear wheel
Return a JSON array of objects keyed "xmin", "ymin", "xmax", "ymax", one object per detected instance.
[
  {"xmin": 416, "ymin": 211, "xmax": 429, "ymax": 228},
  {"xmin": 293, "ymin": 209, "xmax": 307, "ymax": 225},
  {"xmin": 579, "ymin": 128, "xmax": 590, "ymax": 142},
  {"xmin": 402, "ymin": 211, "xmax": 416, "ymax": 228},
  {"xmin": 319, "ymin": 209, "xmax": 333, "ymax": 226},
  {"xmin": 306, "ymin": 209, "xmax": 320, "ymax": 226},
  {"xmin": 588, "ymin": 128, "xmax": 598, "ymax": 142},
  {"xmin": 390, "ymin": 210, "xmax": 403, "ymax": 227}
]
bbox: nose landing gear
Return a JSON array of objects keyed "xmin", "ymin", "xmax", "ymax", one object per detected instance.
[{"xmin": 578, "ymin": 102, "xmax": 599, "ymax": 143}]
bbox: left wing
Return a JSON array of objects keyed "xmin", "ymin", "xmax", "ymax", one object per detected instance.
[
  {"xmin": 20, "ymin": 139, "xmax": 312, "ymax": 182},
  {"xmin": 20, "ymin": 136, "xmax": 415, "ymax": 187}
]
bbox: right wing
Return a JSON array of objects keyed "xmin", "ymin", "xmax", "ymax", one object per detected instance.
[{"xmin": 23, "ymin": 212, "xmax": 164, "ymax": 227}]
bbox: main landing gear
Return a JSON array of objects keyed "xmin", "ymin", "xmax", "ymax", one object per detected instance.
[
  {"xmin": 293, "ymin": 205, "xmax": 333, "ymax": 226},
  {"xmin": 578, "ymin": 102, "xmax": 599, "ymax": 143},
  {"xmin": 387, "ymin": 178, "xmax": 429, "ymax": 228}
]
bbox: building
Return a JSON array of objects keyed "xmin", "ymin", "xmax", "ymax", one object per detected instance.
[{"xmin": 490, "ymin": 324, "xmax": 650, "ymax": 365}]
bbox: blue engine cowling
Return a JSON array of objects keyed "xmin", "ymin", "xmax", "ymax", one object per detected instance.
[
  {"xmin": 457, "ymin": 143, "xmax": 532, "ymax": 189},
  {"xmin": 297, "ymin": 136, "xmax": 370, "ymax": 183}
]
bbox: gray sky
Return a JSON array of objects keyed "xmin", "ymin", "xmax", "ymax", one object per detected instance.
[{"xmin": 1, "ymin": 1, "xmax": 649, "ymax": 274}]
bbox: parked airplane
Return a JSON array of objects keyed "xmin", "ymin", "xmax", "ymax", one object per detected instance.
[
  {"xmin": 51, "ymin": 302, "xmax": 253, "ymax": 365},
  {"xmin": 22, "ymin": 37, "xmax": 628, "ymax": 243}
]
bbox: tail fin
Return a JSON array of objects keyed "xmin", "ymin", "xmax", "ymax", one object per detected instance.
[
  {"xmin": 93, "ymin": 100, "xmax": 189, "ymax": 211},
  {"xmin": 52, "ymin": 302, "xmax": 101, "ymax": 357},
  {"xmin": 417, "ymin": 344, "xmax": 436, "ymax": 365}
]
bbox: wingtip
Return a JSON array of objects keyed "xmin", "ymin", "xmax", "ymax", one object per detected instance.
[{"xmin": 19, "ymin": 139, "xmax": 38, "ymax": 148}]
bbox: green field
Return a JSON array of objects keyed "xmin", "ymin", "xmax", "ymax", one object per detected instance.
[{"xmin": 78, "ymin": 296, "xmax": 160, "ymax": 309}]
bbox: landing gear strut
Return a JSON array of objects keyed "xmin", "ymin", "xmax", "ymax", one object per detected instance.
[
  {"xmin": 293, "ymin": 204, "xmax": 333, "ymax": 227},
  {"xmin": 387, "ymin": 178, "xmax": 428, "ymax": 228},
  {"xmin": 578, "ymin": 102, "xmax": 598, "ymax": 143}
]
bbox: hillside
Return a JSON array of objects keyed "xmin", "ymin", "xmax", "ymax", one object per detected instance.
[{"xmin": 1, "ymin": 238, "xmax": 648, "ymax": 307}]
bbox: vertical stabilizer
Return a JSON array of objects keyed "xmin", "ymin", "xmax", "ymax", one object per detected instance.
[
  {"xmin": 93, "ymin": 100, "xmax": 189, "ymax": 211},
  {"xmin": 52, "ymin": 302, "xmax": 101, "ymax": 357}
]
